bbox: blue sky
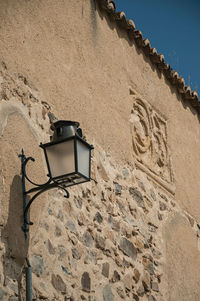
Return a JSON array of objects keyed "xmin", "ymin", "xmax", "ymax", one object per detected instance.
[{"xmin": 114, "ymin": 0, "xmax": 200, "ymax": 94}]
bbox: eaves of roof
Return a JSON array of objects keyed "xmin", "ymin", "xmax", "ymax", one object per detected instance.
[{"xmin": 97, "ymin": 0, "xmax": 200, "ymax": 115}]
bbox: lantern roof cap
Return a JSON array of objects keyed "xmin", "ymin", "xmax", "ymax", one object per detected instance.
[{"xmin": 50, "ymin": 120, "xmax": 80, "ymax": 131}]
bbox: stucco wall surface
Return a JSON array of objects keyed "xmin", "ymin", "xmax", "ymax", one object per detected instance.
[{"xmin": 0, "ymin": 0, "xmax": 199, "ymax": 300}]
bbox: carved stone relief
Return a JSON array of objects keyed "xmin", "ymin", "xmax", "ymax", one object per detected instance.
[{"xmin": 130, "ymin": 92, "xmax": 175, "ymax": 193}]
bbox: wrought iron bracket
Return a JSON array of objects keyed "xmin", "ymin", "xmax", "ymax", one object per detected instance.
[{"xmin": 19, "ymin": 149, "xmax": 70, "ymax": 239}]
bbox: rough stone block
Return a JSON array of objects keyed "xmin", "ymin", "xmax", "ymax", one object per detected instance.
[
  {"xmin": 93, "ymin": 211, "xmax": 103, "ymax": 224},
  {"xmin": 133, "ymin": 268, "xmax": 140, "ymax": 283},
  {"xmin": 111, "ymin": 270, "xmax": 120, "ymax": 283},
  {"xmin": 151, "ymin": 281, "xmax": 159, "ymax": 292},
  {"xmin": 95, "ymin": 233, "xmax": 105, "ymax": 250},
  {"xmin": 65, "ymin": 219, "xmax": 77, "ymax": 234},
  {"xmin": 102, "ymin": 262, "xmax": 109, "ymax": 278},
  {"xmin": 72, "ymin": 247, "xmax": 82, "ymax": 260},
  {"xmin": 81, "ymin": 272, "xmax": 91, "ymax": 292},
  {"xmin": 31, "ymin": 255, "xmax": 44, "ymax": 277},
  {"xmin": 51, "ymin": 274, "xmax": 66, "ymax": 293},
  {"xmin": 119, "ymin": 237, "xmax": 137, "ymax": 260},
  {"xmin": 82, "ymin": 231, "xmax": 94, "ymax": 248},
  {"xmin": 114, "ymin": 183, "xmax": 122, "ymax": 195},
  {"xmin": 129, "ymin": 187, "xmax": 145, "ymax": 208},
  {"xmin": 102, "ymin": 285, "xmax": 114, "ymax": 301}
]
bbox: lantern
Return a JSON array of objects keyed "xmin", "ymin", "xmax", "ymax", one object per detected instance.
[{"xmin": 40, "ymin": 120, "xmax": 93, "ymax": 187}]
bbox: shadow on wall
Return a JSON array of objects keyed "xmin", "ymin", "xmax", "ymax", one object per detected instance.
[{"xmin": 2, "ymin": 175, "xmax": 29, "ymax": 299}]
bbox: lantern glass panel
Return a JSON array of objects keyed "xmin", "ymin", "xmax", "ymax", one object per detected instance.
[
  {"xmin": 45, "ymin": 139, "xmax": 75, "ymax": 178},
  {"xmin": 76, "ymin": 139, "xmax": 90, "ymax": 178}
]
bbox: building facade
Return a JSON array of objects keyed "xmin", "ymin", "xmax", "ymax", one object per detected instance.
[{"xmin": 0, "ymin": 0, "xmax": 200, "ymax": 300}]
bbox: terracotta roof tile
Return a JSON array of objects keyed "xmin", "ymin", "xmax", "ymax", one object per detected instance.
[{"xmin": 97, "ymin": 0, "xmax": 200, "ymax": 114}]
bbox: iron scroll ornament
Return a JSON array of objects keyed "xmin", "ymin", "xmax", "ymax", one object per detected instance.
[{"xmin": 19, "ymin": 149, "xmax": 70, "ymax": 239}]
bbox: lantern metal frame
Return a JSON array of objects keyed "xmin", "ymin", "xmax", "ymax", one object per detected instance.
[
  {"xmin": 19, "ymin": 149, "xmax": 70, "ymax": 239},
  {"xmin": 19, "ymin": 135, "xmax": 93, "ymax": 239}
]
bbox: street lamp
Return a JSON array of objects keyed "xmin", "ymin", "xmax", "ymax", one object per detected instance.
[
  {"xmin": 41, "ymin": 120, "xmax": 92, "ymax": 187},
  {"xmin": 19, "ymin": 120, "xmax": 94, "ymax": 238}
]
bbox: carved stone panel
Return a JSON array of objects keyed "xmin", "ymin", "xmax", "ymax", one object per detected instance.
[{"xmin": 130, "ymin": 94, "xmax": 174, "ymax": 191}]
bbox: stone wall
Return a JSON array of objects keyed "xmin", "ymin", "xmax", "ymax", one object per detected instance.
[
  {"xmin": 0, "ymin": 1, "xmax": 200, "ymax": 300},
  {"xmin": 0, "ymin": 65, "xmax": 200, "ymax": 301}
]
